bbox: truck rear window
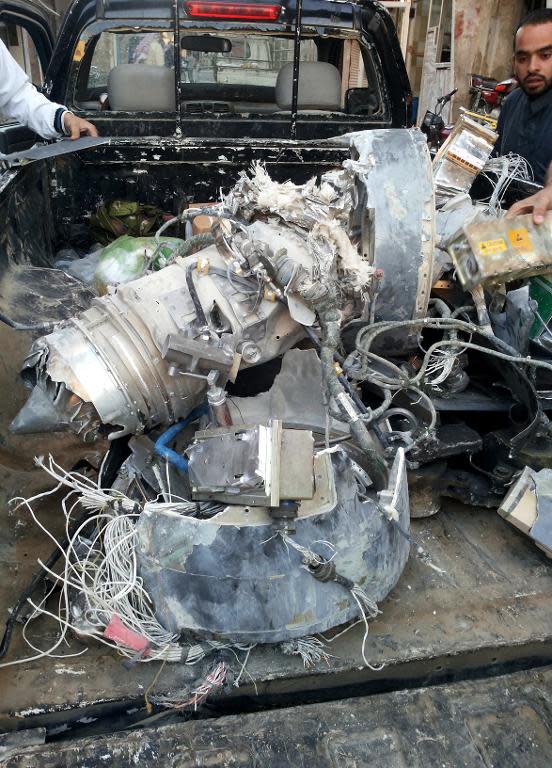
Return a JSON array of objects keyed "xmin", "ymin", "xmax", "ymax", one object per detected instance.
[{"xmin": 72, "ymin": 28, "xmax": 382, "ymax": 119}]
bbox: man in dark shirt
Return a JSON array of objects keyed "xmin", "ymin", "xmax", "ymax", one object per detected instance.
[{"xmin": 495, "ymin": 9, "xmax": 552, "ymax": 186}]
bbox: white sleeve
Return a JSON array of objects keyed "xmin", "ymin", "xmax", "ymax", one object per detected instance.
[{"xmin": 0, "ymin": 39, "xmax": 67, "ymax": 140}]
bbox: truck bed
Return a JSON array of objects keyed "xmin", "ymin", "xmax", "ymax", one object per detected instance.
[
  {"xmin": 4, "ymin": 665, "xmax": 552, "ymax": 766},
  {"xmin": 1, "ymin": 318, "xmax": 551, "ymax": 735}
]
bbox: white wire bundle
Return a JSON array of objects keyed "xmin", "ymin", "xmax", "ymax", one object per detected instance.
[
  {"xmin": 151, "ymin": 661, "xmax": 227, "ymax": 710},
  {"xmin": 349, "ymin": 585, "xmax": 384, "ymax": 672},
  {"xmin": 280, "ymin": 636, "xmax": 331, "ymax": 668},
  {"xmin": 481, "ymin": 153, "xmax": 533, "ymax": 215},
  {"xmin": 422, "ymin": 346, "xmax": 461, "ymax": 387},
  {"xmin": 280, "ymin": 534, "xmax": 383, "ymax": 671},
  {"xmin": 3, "ymin": 455, "xmax": 261, "ymax": 674},
  {"xmin": 2, "ymin": 455, "xmax": 239, "ymax": 668}
]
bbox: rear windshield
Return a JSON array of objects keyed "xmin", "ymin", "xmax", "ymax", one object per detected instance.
[{"xmin": 69, "ymin": 26, "xmax": 386, "ymax": 135}]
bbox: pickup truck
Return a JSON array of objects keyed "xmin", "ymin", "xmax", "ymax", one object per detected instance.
[{"xmin": 0, "ymin": 1, "xmax": 552, "ymax": 766}]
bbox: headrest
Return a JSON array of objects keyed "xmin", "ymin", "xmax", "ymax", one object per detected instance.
[
  {"xmin": 275, "ymin": 62, "xmax": 342, "ymax": 111},
  {"xmin": 108, "ymin": 64, "xmax": 175, "ymax": 111}
]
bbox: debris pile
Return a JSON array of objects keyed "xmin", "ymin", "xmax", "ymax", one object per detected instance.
[{"xmin": 4, "ymin": 128, "xmax": 552, "ymax": 693}]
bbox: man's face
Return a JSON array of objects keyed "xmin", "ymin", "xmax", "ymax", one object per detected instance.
[{"xmin": 514, "ymin": 22, "xmax": 552, "ymax": 97}]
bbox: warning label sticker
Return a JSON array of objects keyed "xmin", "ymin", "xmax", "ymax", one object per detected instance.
[
  {"xmin": 508, "ymin": 228, "xmax": 533, "ymax": 252},
  {"xmin": 478, "ymin": 238, "xmax": 507, "ymax": 256}
]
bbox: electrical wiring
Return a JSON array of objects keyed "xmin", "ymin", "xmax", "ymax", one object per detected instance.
[
  {"xmin": 3, "ymin": 457, "xmax": 234, "ymax": 667},
  {"xmin": 355, "ymin": 317, "xmax": 552, "ymax": 385},
  {"xmin": 480, "ymin": 153, "xmax": 533, "ymax": 215},
  {"xmin": 421, "ymin": 299, "xmax": 468, "ymax": 388},
  {"xmin": 280, "ymin": 636, "xmax": 332, "ymax": 667},
  {"xmin": 150, "ymin": 661, "xmax": 227, "ymax": 710},
  {"xmin": 281, "ymin": 534, "xmax": 383, "ymax": 671}
]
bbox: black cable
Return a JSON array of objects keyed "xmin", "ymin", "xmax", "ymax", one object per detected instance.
[
  {"xmin": 185, "ymin": 260, "xmax": 209, "ymax": 331},
  {"xmin": 0, "ymin": 309, "xmax": 56, "ymax": 333},
  {"xmin": 0, "ymin": 539, "xmax": 65, "ymax": 658}
]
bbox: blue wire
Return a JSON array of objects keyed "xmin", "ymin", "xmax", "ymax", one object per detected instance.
[{"xmin": 153, "ymin": 403, "xmax": 208, "ymax": 473}]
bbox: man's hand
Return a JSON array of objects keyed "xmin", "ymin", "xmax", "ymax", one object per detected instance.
[
  {"xmin": 506, "ymin": 185, "xmax": 552, "ymax": 224},
  {"xmin": 63, "ymin": 112, "xmax": 99, "ymax": 139}
]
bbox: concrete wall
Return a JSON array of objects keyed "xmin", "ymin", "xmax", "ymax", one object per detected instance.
[{"xmin": 452, "ymin": 0, "xmax": 526, "ymax": 117}]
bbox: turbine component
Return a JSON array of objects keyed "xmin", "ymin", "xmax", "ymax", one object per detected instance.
[{"xmin": 12, "ymin": 246, "xmax": 304, "ymax": 440}]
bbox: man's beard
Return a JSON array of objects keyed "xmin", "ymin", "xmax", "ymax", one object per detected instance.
[{"xmin": 520, "ymin": 74, "xmax": 552, "ymax": 98}]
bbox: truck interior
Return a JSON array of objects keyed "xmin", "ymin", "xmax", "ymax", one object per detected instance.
[{"xmin": 69, "ymin": 26, "xmax": 385, "ymax": 129}]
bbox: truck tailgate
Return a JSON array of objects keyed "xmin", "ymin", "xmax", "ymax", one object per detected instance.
[{"xmin": 2, "ymin": 665, "xmax": 552, "ymax": 765}]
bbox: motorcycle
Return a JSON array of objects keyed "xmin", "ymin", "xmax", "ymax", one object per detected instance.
[
  {"xmin": 469, "ymin": 73, "xmax": 517, "ymax": 117},
  {"xmin": 420, "ymin": 88, "xmax": 457, "ymax": 154}
]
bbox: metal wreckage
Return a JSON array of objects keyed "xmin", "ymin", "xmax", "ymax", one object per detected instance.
[{"xmin": 6, "ymin": 128, "xmax": 552, "ymax": 683}]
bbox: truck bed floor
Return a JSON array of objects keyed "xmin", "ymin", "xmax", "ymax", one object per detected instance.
[{"xmin": 1, "ymin": 324, "xmax": 552, "ymax": 733}]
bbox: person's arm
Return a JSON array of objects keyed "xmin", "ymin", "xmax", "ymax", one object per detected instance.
[
  {"xmin": 0, "ymin": 40, "xmax": 96, "ymax": 140},
  {"xmin": 506, "ymin": 162, "xmax": 552, "ymax": 224}
]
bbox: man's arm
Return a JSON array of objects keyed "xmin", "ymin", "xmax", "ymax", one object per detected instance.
[
  {"xmin": 0, "ymin": 40, "xmax": 96, "ymax": 140},
  {"xmin": 506, "ymin": 162, "xmax": 552, "ymax": 224}
]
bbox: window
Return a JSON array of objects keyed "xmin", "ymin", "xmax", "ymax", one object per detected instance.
[
  {"xmin": 0, "ymin": 23, "xmax": 44, "ymax": 126},
  {"xmin": 87, "ymin": 31, "xmax": 175, "ymax": 90},
  {"xmin": 0, "ymin": 23, "xmax": 43, "ymax": 84},
  {"xmin": 72, "ymin": 27, "xmax": 383, "ymax": 120},
  {"xmin": 180, "ymin": 34, "xmax": 317, "ymax": 88}
]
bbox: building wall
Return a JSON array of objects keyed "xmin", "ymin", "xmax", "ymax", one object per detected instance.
[
  {"xmin": 452, "ymin": 0, "xmax": 527, "ymax": 117},
  {"xmin": 406, "ymin": 0, "xmax": 432, "ymax": 96}
]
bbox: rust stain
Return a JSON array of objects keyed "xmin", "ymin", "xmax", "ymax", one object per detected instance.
[
  {"xmin": 288, "ymin": 610, "xmax": 315, "ymax": 627},
  {"xmin": 454, "ymin": 10, "xmax": 465, "ymax": 40}
]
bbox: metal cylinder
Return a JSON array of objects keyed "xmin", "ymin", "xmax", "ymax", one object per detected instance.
[
  {"xmin": 12, "ymin": 249, "xmax": 303, "ymax": 440},
  {"xmin": 13, "ymin": 259, "xmax": 217, "ymax": 439},
  {"xmin": 207, "ymin": 385, "xmax": 233, "ymax": 427}
]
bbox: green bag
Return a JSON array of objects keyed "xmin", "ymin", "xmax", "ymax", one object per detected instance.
[
  {"xmin": 90, "ymin": 200, "xmax": 166, "ymax": 245},
  {"xmin": 95, "ymin": 235, "xmax": 185, "ymax": 293}
]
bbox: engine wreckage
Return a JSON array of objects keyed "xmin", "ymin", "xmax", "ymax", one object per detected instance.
[{"xmin": 7, "ymin": 129, "xmax": 552, "ymax": 668}]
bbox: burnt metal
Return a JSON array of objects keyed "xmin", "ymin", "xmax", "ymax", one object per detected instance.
[
  {"xmin": 0, "ymin": 264, "xmax": 95, "ymax": 330},
  {"xmin": 345, "ymin": 129, "xmax": 434, "ymax": 351},
  {"xmin": 440, "ymin": 468, "xmax": 503, "ymax": 508},
  {"xmin": 136, "ymin": 449, "xmax": 409, "ymax": 643},
  {"xmin": 3, "ymin": 478, "xmax": 552, "ymax": 731},
  {"xmin": 485, "ymin": 426, "xmax": 552, "ymax": 476}
]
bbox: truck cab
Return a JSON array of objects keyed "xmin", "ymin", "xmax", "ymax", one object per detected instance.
[{"xmin": 0, "ymin": 0, "xmax": 411, "ymax": 153}]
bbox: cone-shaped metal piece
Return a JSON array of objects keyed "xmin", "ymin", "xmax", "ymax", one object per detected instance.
[{"xmin": 10, "ymin": 385, "xmax": 67, "ymax": 435}]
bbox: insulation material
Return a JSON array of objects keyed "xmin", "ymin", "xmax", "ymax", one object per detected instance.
[{"xmin": 224, "ymin": 162, "xmax": 372, "ymax": 297}]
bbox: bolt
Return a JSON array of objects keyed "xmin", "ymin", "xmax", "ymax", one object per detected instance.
[{"xmin": 240, "ymin": 342, "xmax": 261, "ymax": 364}]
